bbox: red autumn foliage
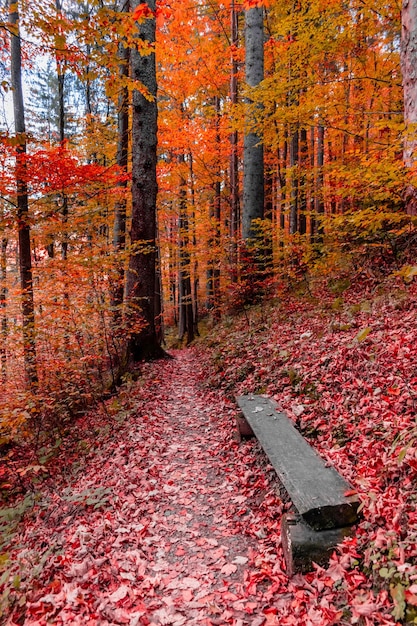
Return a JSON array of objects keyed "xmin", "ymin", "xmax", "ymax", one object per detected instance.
[
  {"xmin": 132, "ymin": 3, "xmax": 155, "ymax": 22},
  {"xmin": 1, "ymin": 276, "xmax": 416, "ymax": 624}
]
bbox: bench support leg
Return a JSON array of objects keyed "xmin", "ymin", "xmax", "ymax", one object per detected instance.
[
  {"xmin": 281, "ymin": 514, "xmax": 354, "ymax": 576},
  {"xmin": 235, "ymin": 413, "xmax": 255, "ymax": 440}
]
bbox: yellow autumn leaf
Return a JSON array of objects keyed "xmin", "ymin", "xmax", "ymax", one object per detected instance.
[{"xmin": 355, "ymin": 327, "xmax": 372, "ymax": 342}]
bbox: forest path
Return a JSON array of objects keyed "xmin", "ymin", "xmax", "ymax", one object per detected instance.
[{"xmin": 7, "ymin": 349, "xmax": 288, "ymax": 625}]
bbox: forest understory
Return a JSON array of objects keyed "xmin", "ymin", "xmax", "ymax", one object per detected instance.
[
  {"xmin": 2, "ymin": 0, "xmax": 417, "ymax": 622},
  {"xmin": 1, "ymin": 273, "xmax": 417, "ymax": 625}
]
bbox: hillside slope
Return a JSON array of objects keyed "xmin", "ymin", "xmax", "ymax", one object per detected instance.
[{"xmin": 198, "ymin": 277, "xmax": 417, "ymax": 624}]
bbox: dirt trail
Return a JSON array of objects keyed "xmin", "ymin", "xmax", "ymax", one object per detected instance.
[{"xmin": 4, "ymin": 350, "xmax": 287, "ymax": 625}]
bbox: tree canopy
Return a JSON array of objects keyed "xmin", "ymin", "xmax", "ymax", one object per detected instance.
[{"xmin": 0, "ymin": 0, "xmax": 414, "ymax": 458}]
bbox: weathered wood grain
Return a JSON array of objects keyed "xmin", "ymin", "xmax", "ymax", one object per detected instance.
[{"xmin": 236, "ymin": 395, "xmax": 359, "ymax": 530}]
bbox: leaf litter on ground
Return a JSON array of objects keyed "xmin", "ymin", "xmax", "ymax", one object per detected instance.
[{"xmin": 1, "ymin": 279, "xmax": 416, "ymax": 625}]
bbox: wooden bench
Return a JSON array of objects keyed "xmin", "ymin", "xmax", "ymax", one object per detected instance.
[{"xmin": 236, "ymin": 394, "xmax": 360, "ymax": 575}]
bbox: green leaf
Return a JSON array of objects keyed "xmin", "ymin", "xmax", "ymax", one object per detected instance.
[
  {"xmin": 391, "ymin": 583, "xmax": 406, "ymax": 620},
  {"xmin": 379, "ymin": 567, "xmax": 391, "ymax": 578}
]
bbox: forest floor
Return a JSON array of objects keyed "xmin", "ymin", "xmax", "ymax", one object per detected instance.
[{"xmin": 1, "ymin": 276, "xmax": 417, "ymax": 625}]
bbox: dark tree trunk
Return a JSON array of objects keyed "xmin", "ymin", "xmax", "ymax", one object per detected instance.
[
  {"xmin": 178, "ymin": 154, "xmax": 194, "ymax": 345},
  {"xmin": 55, "ymin": 0, "xmax": 69, "ymax": 262},
  {"xmin": 0, "ymin": 237, "xmax": 7, "ymax": 383},
  {"xmin": 289, "ymin": 128, "xmax": 299, "ymax": 235},
  {"xmin": 229, "ymin": 0, "xmax": 240, "ymax": 271},
  {"xmin": 9, "ymin": 0, "xmax": 38, "ymax": 388},
  {"xmin": 299, "ymin": 128, "xmax": 308, "ymax": 236},
  {"xmin": 112, "ymin": 18, "xmax": 130, "ymax": 320},
  {"xmin": 55, "ymin": 0, "xmax": 65, "ymax": 144},
  {"xmin": 154, "ymin": 230, "xmax": 164, "ymax": 344},
  {"xmin": 188, "ymin": 152, "xmax": 199, "ymax": 336},
  {"xmin": 309, "ymin": 127, "xmax": 315, "ymax": 238},
  {"xmin": 207, "ymin": 97, "xmax": 221, "ymax": 318},
  {"xmin": 126, "ymin": 0, "xmax": 163, "ymax": 360},
  {"xmin": 168, "ymin": 212, "xmax": 178, "ymax": 326},
  {"xmin": 278, "ymin": 129, "xmax": 288, "ymax": 240},
  {"xmin": 314, "ymin": 124, "xmax": 325, "ymax": 240},
  {"xmin": 242, "ymin": 6, "xmax": 264, "ymax": 241}
]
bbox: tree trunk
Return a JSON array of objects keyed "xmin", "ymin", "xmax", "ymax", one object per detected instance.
[
  {"xmin": 154, "ymin": 228, "xmax": 164, "ymax": 344},
  {"xmin": 9, "ymin": 0, "xmax": 38, "ymax": 388},
  {"xmin": 401, "ymin": 0, "xmax": 417, "ymax": 214},
  {"xmin": 278, "ymin": 129, "xmax": 288, "ymax": 242},
  {"xmin": 289, "ymin": 127, "xmax": 299, "ymax": 235},
  {"xmin": 168, "ymin": 212, "xmax": 178, "ymax": 326},
  {"xmin": 112, "ymin": 25, "xmax": 130, "ymax": 320},
  {"xmin": 309, "ymin": 126, "xmax": 315, "ymax": 238},
  {"xmin": 229, "ymin": 0, "xmax": 240, "ymax": 271},
  {"xmin": 0, "ymin": 236, "xmax": 7, "ymax": 383},
  {"xmin": 178, "ymin": 154, "xmax": 194, "ymax": 345},
  {"xmin": 207, "ymin": 97, "xmax": 221, "ymax": 318},
  {"xmin": 242, "ymin": 6, "xmax": 264, "ymax": 241},
  {"xmin": 55, "ymin": 0, "xmax": 69, "ymax": 262},
  {"xmin": 188, "ymin": 152, "xmax": 199, "ymax": 336},
  {"xmin": 299, "ymin": 127, "xmax": 308, "ymax": 236},
  {"xmin": 315, "ymin": 124, "xmax": 325, "ymax": 240},
  {"xmin": 126, "ymin": 0, "xmax": 164, "ymax": 360}
]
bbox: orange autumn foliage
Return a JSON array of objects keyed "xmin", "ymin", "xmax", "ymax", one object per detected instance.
[{"xmin": 0, "ymin": 0, "xmax": 414, "ymax": 461}]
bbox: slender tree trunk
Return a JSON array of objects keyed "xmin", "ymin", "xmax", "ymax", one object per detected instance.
[
  {"xmin": 229, "ymin": 0, "xmax": 240, "ymax": 271},
  {"xmin": 401, "ymin": 0, "xmax": 417, "ymax": 214},
  {"xmin": 178, "ymin": 154, "xmax": 194, "ymax": 345},
  {"xmin": 9, "ymin": 0, "xmax": 38, "ymax": 388},
  {"xmin": 86, "ymin": 41, "xmax": 93, "ymax": 117},
  {"xmin": 127, "ymin": 0, "xmax": 163, "ymax": 359},
  {"xmin": 0, "ymin": 236, "xmax": 7, "ymax": 383},
  {"xmin": 55, "ymin": 0, "xmax": 65, "ymax": 144},
  {"xmin": 55, "ymin": 0, "xmax": 69, "ymax": 261},
  {"xmin": 154, "ymin": 224, "xmax": 164, "ymax": 344},
  {"xmin": 289, "ymin": 128, "xmax": 299, "ymax": 235},
  {"xmin": 299, "ymin": 127, "xmax": 307, "ymax": 236},
  {"xmin": 54, "ymin": 0, "xmax": 72, "ymax": 361},
  {"xmin": 314, "ymin": 124, "xmax": 325, "ymax": 241},
  {"xmin": 309, "ymin": 126, "xmax": 315, "ymax": 238},
  {"xmin": 340, "ymin": 59, "xmax": 351, "ymax": 214},
  {"xmin": 278, "ymin": 129, "xmax": 288, "ymax": 240},
  {"xmin": 207, "ymin": 97, "xmax": 221, "ymax": 318},
  {"xmin": 188, "ymin": 152, "xmax": 199, "ymax": 336},
  {"xmin": 168, "ymin": 214, "xmax": 178, "ymax": 326},
  {"xmin": 112, "ymin": 20, "xmax": 130, "ymax": 320},
  {"xmin": 242, "ymin": 6, "xmax": 264, "ymax": 241}
]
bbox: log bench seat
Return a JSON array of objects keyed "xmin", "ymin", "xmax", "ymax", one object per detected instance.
[{"xmin": 236, "ymin": 394, "xmax": 360, "ymax": 575}]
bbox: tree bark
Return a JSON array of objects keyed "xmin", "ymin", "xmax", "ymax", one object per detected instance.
[
  {"xmin": 401, "ymin": 0, "xmax": 417, "ymax": 214},
  {"xmin": 242, "ymin": 6, "xmax": 264, "ymax": 241},
  {"xmin": 55, "ymin": 0, "xmax": 69, "ymax": 262},
  {"xmin": 0, "ymin": 236, "xmax": 7, "ymax": 383},
  {"xmin": 126, "ymin": 0, "xmax": 164, "ymax": 360},
  {"xmin": 188, "ymin": 152, "xmax": 199, "ymax": 336},
  {"xmin": 289, "ymin": 127, "xmax": 299, "ymax": 235},
  {"xmin": 299, "ymin": 127, "xmax": 308, "ymax": 236},
  {"xmin": 9, "ymin": 0, "xmax": 38, "ymax": 388},
  {"xmin": 315, "ymin": 124, "xmax": 325, "ymax": 240},
  {"xmin": 278, "ymin": 129, "xmax": 288, "ymax": 241},
  {"xmin": 112, "ymin": 15, "xmax": 130, "ymax": 320},
  {"xmin": 207, "ymin": 97, "xmax": 221, "ymax": 318},
  {"xmin": 229, "ymin": 0, "xmax": 240, "ymax": 270},
  {"xmin": 178, "ymin": 154, "xmax": 194, "ymax": 345}
]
